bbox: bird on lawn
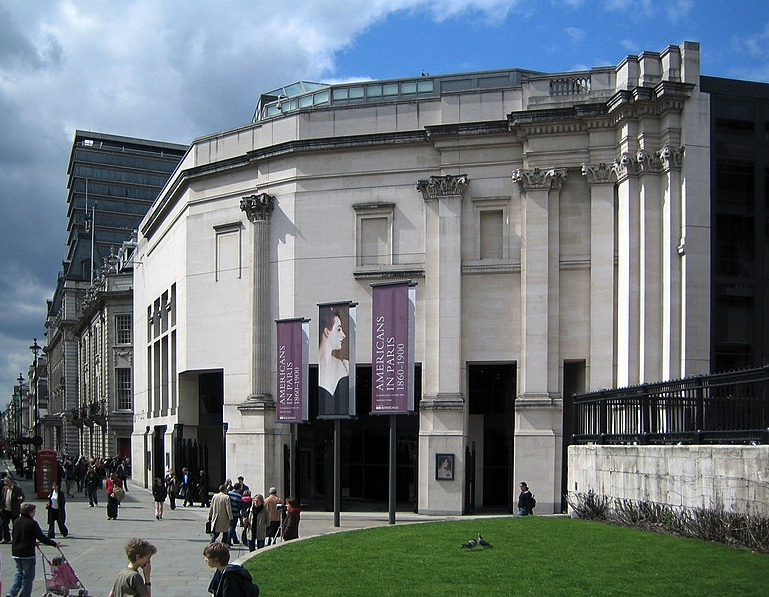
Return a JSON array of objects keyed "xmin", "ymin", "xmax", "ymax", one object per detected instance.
[
  {"xmin": 461, "ymin": 539, "xmax": 477, "ymax": 549},
  {"xmin": 477, "ymin": 534, "xmax": 493, "ymax": 548}
]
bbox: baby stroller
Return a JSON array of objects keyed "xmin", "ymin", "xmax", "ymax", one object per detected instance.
[{"xmin": 38, "ymin": 544, "xmax": 89, "ymax": 597}]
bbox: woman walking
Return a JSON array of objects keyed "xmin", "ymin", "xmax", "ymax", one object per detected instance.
[
  {"xmin": 105, "ymin": 472, "xmax": 123, "ymax": 520},
  {"xmin": 46, "ymin": 481, "xmax": 69, "ymax": 538},
  {"xmin": 152, "ymin": 477, "xmax": 168, "ymax": 520},
  {"xmin": 85, "ymin": 468, "xmax": 99, "ymax": 507}
]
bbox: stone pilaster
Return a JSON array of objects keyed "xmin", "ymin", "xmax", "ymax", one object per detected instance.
[
  {"xmin": 659, "ymin": 145, "xmax": 684, "ymax": 379},
  {"xmin": 613, "ymin": 153, "xmax": 641, "ymax": 387},
  {"xmin": 416, "ymin": 174, "xmax": 468, "ymax": 515},
  {"xmin": 511, "ymin": 167, "xmax": 566, "ymax": 512},
  {"xmin": 637, "ymin": 148, "xmax": 663, "ymax": 382},
  {"xmin": 581, "ymin": 163, "xmax": 617, "ymax": 390},
  {"xmin": 512, "ymin": 167, "xmax": 567, "ymax": 402}
]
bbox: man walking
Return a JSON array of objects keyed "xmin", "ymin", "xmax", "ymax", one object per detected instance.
[
  {"xmin": 10, "ymin": 502, "xmax": 59, "ymax": 597},
  {"xmin": 0, "ymin": 476, "xmax": 25, "ymax": 543},
  {"xmin": 264, "ymin": 487, "xmax": 282, "ymax": 545}
]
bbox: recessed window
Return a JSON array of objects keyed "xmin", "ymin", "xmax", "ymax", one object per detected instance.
[
  {"xmin": 116, "ymin": 313, "xmax": 132, "ymax": 344},
  {"xmin": 116, "ymin": 368, "xmax": 132, "ymax": 410},
  {"xmin": 473, "ymin": 198, "xmax": 509, "ymax": 260},
  {"xmin": 354, "ymin": 203, "xmax": 394, "ymax": 267}
]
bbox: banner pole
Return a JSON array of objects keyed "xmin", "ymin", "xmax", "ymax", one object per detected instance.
[
  {"xmin": 389, "ymin": 414, "xmax": 396, "ymax": 524},
  {"xmin": 334, "ymin": 418, "xmax": 341, "ymax": 527}
]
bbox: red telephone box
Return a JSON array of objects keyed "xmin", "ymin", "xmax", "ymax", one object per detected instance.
[{"xmin": 36, "ymin": 450, "xmax": 58, "ymax": 498}]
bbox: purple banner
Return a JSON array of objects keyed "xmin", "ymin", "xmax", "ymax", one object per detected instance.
[
  {"xmin": 317, "ymin": 302, "xmax": 356, "ymax": 419},
  {"xmin": 276, "ymin": 318, "xmax": 309, "ymax": 423},
  {"xmin": 371, "ymin": 282, "xmax": 415, "ymax": 414}
]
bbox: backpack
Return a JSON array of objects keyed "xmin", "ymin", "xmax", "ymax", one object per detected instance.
[
  {"xmin": 224, "ymin": 566, "xmax": 259, "ymax": 597},
  {"xmin": 530, "ymin": 495, "xmax": 536, "ymax": 510}
]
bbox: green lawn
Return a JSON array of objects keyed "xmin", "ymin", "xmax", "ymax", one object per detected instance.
[{"xmin": 244, "ymin": 516, "xmax": 768, "ymax": 596}]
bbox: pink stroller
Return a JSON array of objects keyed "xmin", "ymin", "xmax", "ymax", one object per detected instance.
[{"xmin": 38, "ymin": 544, "xmax": 89, "ymax": 597}]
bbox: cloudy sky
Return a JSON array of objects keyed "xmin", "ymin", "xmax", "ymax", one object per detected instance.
[{"xmin": 1, "ymin": 0, "xmax": 767, "ymax": 406}]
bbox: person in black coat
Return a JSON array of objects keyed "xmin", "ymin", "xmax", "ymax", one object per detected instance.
[
  {"xmin": 516, "ymin": 481, "xmax": 535, "ymax": 516},
  {"xmin": 10, "ymin": 503, "xmax": 59, "ymax": 597},
  {"xmin": 152, "ymin": 477, "xmax": 168, "ymax": 520},
  {"xmin": 0, "ymin": 476, "xmax": 25, "ymax": 542}
]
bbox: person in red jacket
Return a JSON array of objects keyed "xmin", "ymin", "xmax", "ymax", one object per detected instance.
[{"xmin": 106, "ymin": 472, "xmax": 124, "ymax": 520}]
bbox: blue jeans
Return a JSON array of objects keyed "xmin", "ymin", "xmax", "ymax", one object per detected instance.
[
  {"xmin": 11, "ymin": 556, "xmax": 36, "ymax": 597},
  {"xmin": 227, "ymin": 519, "xmax": 240, "ymax": 545},
  {"xmin": 516, "ymin": 508, "xmax": 531, "ymax": 517}
]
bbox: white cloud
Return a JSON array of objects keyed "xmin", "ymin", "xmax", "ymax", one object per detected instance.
[{"xmin": 565, "ymin": 26, "xmax": 585, "ymax": 42}]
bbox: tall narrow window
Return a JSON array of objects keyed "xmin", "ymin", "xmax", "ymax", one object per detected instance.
[
  {"xmin": 116, "ymin": 313, "xmax": 132, "ymax": 344},
  {"xmin": 116, "ymin": 368, "xmax": 132, "ymax": 410}
]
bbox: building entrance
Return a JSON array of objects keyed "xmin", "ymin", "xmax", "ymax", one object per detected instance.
[
  {"xmin": 468, "ymin": 364, "xmax": 516, "ymax": 510},
  {"xmin": 296, "ymin": 365, "xmax": 420, "ymax": 511}
]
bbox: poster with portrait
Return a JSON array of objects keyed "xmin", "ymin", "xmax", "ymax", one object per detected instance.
[
  {"xmin": 435, "ymin": 453, "xmax": 454, "ymax": 480},
  {"xmin": 371, "ymin": 281, "xmax": 416, "ymax": 415},
  {"xmin": 275, "ymin": 318, "xmax": 310, "ymax": 423},
  {"xmin": 317, "ymin": 302, "xmax": 356, "ymax": 419}
]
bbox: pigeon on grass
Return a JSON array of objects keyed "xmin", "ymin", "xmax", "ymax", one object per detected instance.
[
  {"xmin": 460, "ymin": 539, "xmax": 477, "ymax": 549},
  {"xmin": 477, "ymin": 534, "xmax": 493, "ymax": 548}
]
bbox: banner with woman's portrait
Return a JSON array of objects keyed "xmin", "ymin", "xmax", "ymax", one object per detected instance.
[
  {"xmin": 371, "ymin": 281, "xmax": 416, "ymax": 414},
  {"xmin": 275, "ymin": 318, "xmax": 310, "ymax": 423},
  {"xmin": 317, "ymin": 302, "xmax": 356, "ymax": 419}
]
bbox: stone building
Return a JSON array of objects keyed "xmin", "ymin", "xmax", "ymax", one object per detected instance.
[
  {"xmin": 44, "ymin": 131, "xmax": 186, "ymax": 456},
  {"xmin": 132, "ymin": 42, "xmax": 710, "ymax": 514}
]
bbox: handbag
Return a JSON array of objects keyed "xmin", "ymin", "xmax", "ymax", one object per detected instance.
[
  {"xmin": 113, "ymin": 486, "xmax": 125, "ymax": 502},
  {"xmin": 205, "ymin": 520, "xmax": 212, "ymax": 534}
]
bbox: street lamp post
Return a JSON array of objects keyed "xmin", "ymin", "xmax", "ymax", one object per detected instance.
[
  {"xmin": 29, "ymin": 338, "xmax": 42, "ymax": 450},
  {"xmin": 29, "ymin": 338, "xmax": 42, "ymax": 495},
  {"xmin": 15, "ymin": 373, "xmax": 24, "ymax": 461}
]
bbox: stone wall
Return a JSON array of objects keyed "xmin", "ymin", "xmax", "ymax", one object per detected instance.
[{"xmin": 568, "ymin": 444, "xmax": 769, "ymax": 516}]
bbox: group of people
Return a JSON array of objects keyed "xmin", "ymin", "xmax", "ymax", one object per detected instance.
[
  {"xmin": 207, "ymin": 481, "xmax": 300, "ymax": 551},
  {"xmin": 149, "ymin": 467, "xmax": 211, "ymax": 519},
  {"xmin": 0, "ymin": 476, "xmax": 62, "ymax": 597}
]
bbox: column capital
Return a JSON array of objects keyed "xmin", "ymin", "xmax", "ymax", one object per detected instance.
[
  {"xmin": 612, "ymin": 152, "xmax": 639, "ymax": 180},
  {"xmin": 581, "ymin": 162, "xmax": 618, "ymax": 185},
  {"xmin": 416, "ymin": 174, "xmax": 469, "ymax": 201},
  {"xmin": 637, "ymin": 149, "xmax": 663, "ymax": 174},
  {"xmin": 512, "ymin": 167, "xmax": 567, "ymax": 191},
  {"xmin": 240, "ymin": 193, "xmax": 275, "ymax": 223},
  {"xmin": 658, "ymin": 144, "xmax": 684, "ymax": 171}
]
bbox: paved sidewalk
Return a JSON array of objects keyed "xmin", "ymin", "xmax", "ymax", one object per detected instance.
[{"xmin": 0, "ymin": 466, "xmax": 453, "ymax": 596}]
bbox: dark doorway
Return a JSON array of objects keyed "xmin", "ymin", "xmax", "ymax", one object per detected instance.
[
  {"xmin": 561, "ymin": 360, "xmax": 585, "ymax": 512},
  {"xmin": 296, "ymin": 364, "xmax": 421, "ymax": 511},
  {"xmin": 468, "ymin": 364, "xmax": 516, "ymax": 510},
  {"xmin": 198, "ymin": 371, "xmax": 223, "ymax": 486},
  {"xmin": 152, "ymin": 425, "xmax": 166, "ymax": 482}
]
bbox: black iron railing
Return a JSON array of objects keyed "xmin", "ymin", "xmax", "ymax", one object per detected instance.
[{"xmin": 572, "ymin": 366, "xmax": 769, "ymax": 445}]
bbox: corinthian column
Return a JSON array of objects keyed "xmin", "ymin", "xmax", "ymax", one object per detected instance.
[
  {"xmin": 512, "ymin": 167, "xmax": 567, "ymax": 403},
  {"xmin": 240, "ymin": 193, "xmax": 275, "ymax": 405},
  {"xmin": 415, "ymin": 174, "xmax": 468, "ymax": 516},
  {"xmin": 582, "ymin": 163, "xmax": 617, "ymax": 391}
]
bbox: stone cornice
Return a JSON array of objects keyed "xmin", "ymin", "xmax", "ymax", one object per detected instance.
[
  {"xmin": 240, "ymin": 193, "xmax": 275, "ymax": 223},
  {"xmin": 416, "ymin": 174, "xmax": 469, "ymax": 201},
  {"xmin": 512, "ymin": 167, "xmax": 567, "ymax": 191}
]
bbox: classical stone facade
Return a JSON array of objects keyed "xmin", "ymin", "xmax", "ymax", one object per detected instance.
[{"xmin": 133, "ymin": 42, "xmax": 710, "ymax": 514}]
